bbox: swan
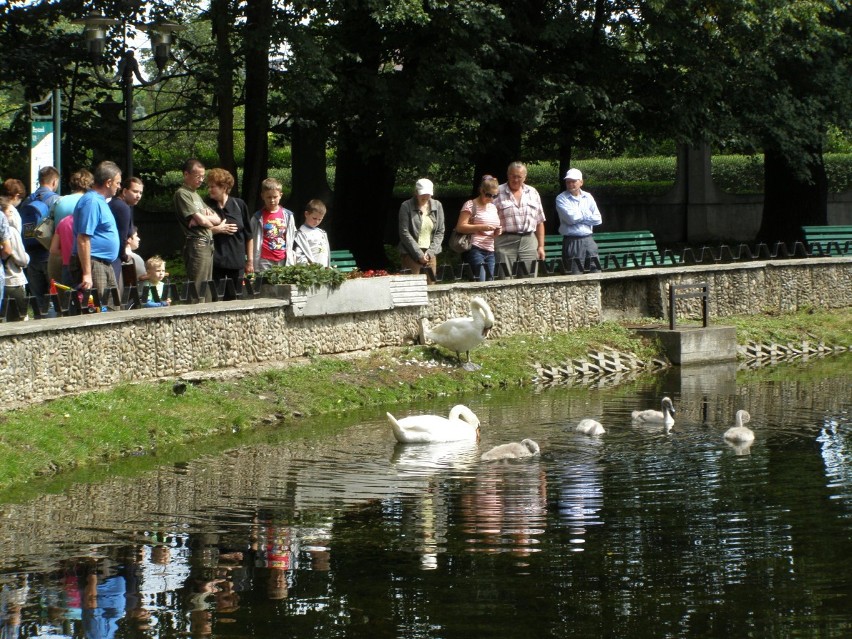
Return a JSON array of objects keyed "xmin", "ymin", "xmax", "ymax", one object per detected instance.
[
  {"xmin": 632, "ymin": 396, "xmax": 676, "ymax": 428},
  {"xmin": 724, "ymin": 410, "xmax": 755, "ymax": 444},
  {"xmin": 576, "ymin": 419, "xmax": 605, "ymax": 435},
  {"xmin": 480, "ymin": 439, "xmax": 540, "ymax": 461},
  {"xmin": 423, "ymin": 296, "xmax": 495, "ymax": 371},
  {"xmin": 387, "ymin": 404, "xmax": 480, "ymax": 443}
]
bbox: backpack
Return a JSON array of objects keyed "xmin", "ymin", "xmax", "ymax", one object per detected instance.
[{"xmin": 20, "ymin": 191, "xmax": 58, "ymax": 251}]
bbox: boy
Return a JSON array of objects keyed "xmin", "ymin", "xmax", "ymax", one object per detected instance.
[
  {"xmin": 143, "ymin": 255, "xmax": 170, "ymax": 307},
  {"xmin": 248, "ymin": 178, "xmax": 296, "ymax": 274},
  {"xmin": 293, "ymin": 199, "xmax": 330, "ymax": 267}
]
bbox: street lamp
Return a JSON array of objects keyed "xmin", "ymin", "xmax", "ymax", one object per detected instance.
[{"xmin": 74, "ymin": 13, "xmax": 182, "ymax": 179}]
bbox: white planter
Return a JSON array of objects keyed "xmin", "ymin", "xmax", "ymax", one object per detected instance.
[{"xmin": 264, "ymin": 275, "xmax": 428, "ymax": 317}]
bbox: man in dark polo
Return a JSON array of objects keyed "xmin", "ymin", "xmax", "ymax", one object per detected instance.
[{"xmin": 174, "ymin": 158, "xmax": 221, "ymax": 300}]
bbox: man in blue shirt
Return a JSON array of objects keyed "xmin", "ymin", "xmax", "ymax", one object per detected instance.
[
  {"xmin": 71, "ymin": 161, "xmax": 122, "ymax": 302},
  {"xmin": 555, "ymin": 168, "xmax": 603, "ymax": 274}
]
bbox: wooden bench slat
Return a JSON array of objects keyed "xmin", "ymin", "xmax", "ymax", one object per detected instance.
[{"xmin": 544, "ymin": 231, "xmax": 671, "ymax": 269}]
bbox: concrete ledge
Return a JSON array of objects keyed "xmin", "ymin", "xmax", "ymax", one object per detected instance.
[{"xmin": 635, "ymin": 325, "xmax": 737, "ymax": 365}]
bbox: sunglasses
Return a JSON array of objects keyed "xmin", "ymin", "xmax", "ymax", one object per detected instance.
[{"xmin": 483, "ymin": 192, "xmax": 498, "ymax": 198}]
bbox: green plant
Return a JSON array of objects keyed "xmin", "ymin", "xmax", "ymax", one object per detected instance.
[{"xmin": 256, "ymin": 263, "xmax": 347, "ymax": 290}]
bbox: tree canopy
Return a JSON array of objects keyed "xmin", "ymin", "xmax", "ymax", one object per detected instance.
[{"xmin": 0, "ymin": 0, "xmax": 849, "ymax": 258}]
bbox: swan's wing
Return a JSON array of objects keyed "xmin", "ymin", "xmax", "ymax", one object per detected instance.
[
  {"xmin": 631, "ymin": 409, "xmax": 663, "ymax": 422},
  {"xmin": 397, "ymin": 415, "xmax": 453, "ymax": 432}
]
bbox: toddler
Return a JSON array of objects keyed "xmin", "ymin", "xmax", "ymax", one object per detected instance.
[
  {"xmin": 143, "ymin": 255, "xmax": 170, "ymax": 307},
  {"xmin": 249, "ymin": 178, "xmax": 296, "ymax": 273},
  {"xmin": 293, "ymin": 199, "xmax": 330, "ymax": 266}
]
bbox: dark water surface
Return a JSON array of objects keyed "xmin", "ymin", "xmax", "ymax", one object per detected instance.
[{"xmin": 1, "ymin": 355, "xmax": 850, "ymax": 638}]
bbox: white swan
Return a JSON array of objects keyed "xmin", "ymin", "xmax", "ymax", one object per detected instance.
[
  {"xmin": 423, "ymin": 297, "xmax": 494, "ymax": 370},
  {"xmin": 576, "ymin": 419, "xmax": 606, "ymax": 435},
  {"xmin": 632, "ymin": 396, "xmax": 676, "ymax": 428},
  {"xmin": 480, "ymin": 439, "xmax": 540, "ymax": 461},
  {"xmin": 387, "ymin": 404, "xmax": 480, "ymax": 443},
  {"xmin": 724, "ymin": 410, "xmax": 754, "ymax": 444}
]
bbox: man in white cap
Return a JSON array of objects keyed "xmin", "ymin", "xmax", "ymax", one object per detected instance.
[
  {"xmin": 397, "ymin": 178, "xmax": 445, "ymax": 281},
  {"xmin": 555, "ymin": 168, "xmax": 602, "ymax": 274}
]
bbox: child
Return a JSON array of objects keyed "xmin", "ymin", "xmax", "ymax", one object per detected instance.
[
  {"xmin": 143, "ymin": 255, "xmax": 170, "ymax": 307},
  {"xmin": 293, "ymin": 199, "xmax": 330, "ymax": 267},
  {"xmin": 1, "ymin": 196, "xmax": 29, "ymax": 318},
  {"xmin": 248, "ymin": 178, "xmax": 296, "ymax": 274}
]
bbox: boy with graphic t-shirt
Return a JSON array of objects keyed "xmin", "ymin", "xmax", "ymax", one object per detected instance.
[
  {"xmin": 293, "ymin": 199, "xmax": 330, "ymax": 267},
  {"xmin": 248, "ymin": 178, "xmax": 297, "ymax": 273}
]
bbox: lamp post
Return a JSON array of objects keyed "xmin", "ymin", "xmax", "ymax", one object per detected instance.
[{"xmin": 74, "ymin": 13, "xmax": 181, "ymax": 179}]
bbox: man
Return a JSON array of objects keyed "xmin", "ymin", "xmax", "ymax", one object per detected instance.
[
  {"xmin": 493, "ymin": 161, "xmax": 546, "ymax": 273},
  {"xmin": 20, "ymin": 166, "xmax": 61, "ymax": 314},
  {"xmin": 174, "ymin": 159, "xmax": 221, "ymax": 299},
  {"xmin": 555, "ymin": 168, "xmax": 602, "ymax": 274},
  {"xmin": 71, "ymin": 161, "xmax": 122, "ymax": 303},
  {"xmin": 109, "ymin": 176, "xmax": 144, "ymax": 287}
]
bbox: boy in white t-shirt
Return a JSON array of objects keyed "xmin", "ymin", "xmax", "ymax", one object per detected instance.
[{"xmin": 293, "ymin": 199, "xmax": 330, "ymax": 267}]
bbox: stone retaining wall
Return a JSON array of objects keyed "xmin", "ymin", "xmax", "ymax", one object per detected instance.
[{"xmin": 1, "ymin": 258, "xmax": 849, "ymax": 409}]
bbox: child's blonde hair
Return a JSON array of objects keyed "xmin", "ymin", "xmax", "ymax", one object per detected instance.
[
  {"xmin": 305, "ymin": 199, "xmax": 327, "ymax": 216},
  {"xmin": 145, "ymin": 255, "xmax": 166, "ymax": 272},
  {"xmin": 261, "ymin": 177, "xmax": 283, "ymax": 193}
]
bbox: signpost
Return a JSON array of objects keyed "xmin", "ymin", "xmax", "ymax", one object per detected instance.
[{"xmin": 29, "ymin": 90, "xmax": 61, "ymax": 193}]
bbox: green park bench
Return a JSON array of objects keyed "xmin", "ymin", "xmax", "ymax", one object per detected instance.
[
  {"xmin": 802, "ymin": 225, "xmax": 852, "ymax": 256},
  {"xmin": 543, "ymin": 230, "xmax": 677, "ymax": 270},
  {"xmin": 330, "ymin": 249, "xmax": 358, "ymax": 271}
]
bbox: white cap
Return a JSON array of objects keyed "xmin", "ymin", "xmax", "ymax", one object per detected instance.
[
  {"xmin": 563, "ymin": 168, "xmax": 583, "ymax": 181},
  {"xmin": 415, "ymin": 178, "xmax": 434, "ymax": 196}
]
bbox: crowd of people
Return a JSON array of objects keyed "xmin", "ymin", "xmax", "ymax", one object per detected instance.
[
  {"xmin": 398, "ymin": 161, "xmax": 603, "ymax": 282},
  {"xmin": 0, "ymin": 158, "xmax": 602, "ymax": 319}
]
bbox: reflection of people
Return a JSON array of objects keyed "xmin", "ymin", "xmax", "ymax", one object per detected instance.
[
  {"xmin": 455, "ymin": 175, "xmax": 502, "ymax": 281},
  {"xmin": 0, "ymin": 575, "xmax": 29, "ymax": 639},
  {"xmin": 206, "ymin": 168, "xmax": 252, "ymax": 296},
  {"xmin": 398, "ymin": 178, "xmax": 445, "ymax": 281},
  {"xmin": 493, "ymin": 161, "xmax": 546, "ymax": 272},
  {"xmin": 293, "ymin": 199, "xmax": 330, "ymax": 266},
  {"xmin": 82, "ymin": 560, "xmax": 127, "ymax": 639},
  {"xmin": 555, "ymin": 168, "xmax": 602, "ymax": 274}
]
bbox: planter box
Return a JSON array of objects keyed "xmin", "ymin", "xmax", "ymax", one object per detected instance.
[{"xmin": 262, "ymin": 274, "xmax": 428, "ymax": 317}]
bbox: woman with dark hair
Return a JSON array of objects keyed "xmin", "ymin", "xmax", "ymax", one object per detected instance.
[{"xmin": 206, "ymin": 168, "xmax": 251, "ymax": 299}]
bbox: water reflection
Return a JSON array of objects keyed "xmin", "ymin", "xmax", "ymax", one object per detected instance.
[{"xmin": 0, "ymin": 354, "xmax": 850, "ymax": 638}]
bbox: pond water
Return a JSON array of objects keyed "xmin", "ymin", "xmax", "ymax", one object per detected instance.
[{"xmin": 1, "ymin": 355, "xmax": 850, "ymax": 638}]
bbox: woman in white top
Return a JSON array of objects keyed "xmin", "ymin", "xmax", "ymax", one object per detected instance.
[{"xmin": 455, "ymin": 175, "xmax": 503, "ymax": 281}]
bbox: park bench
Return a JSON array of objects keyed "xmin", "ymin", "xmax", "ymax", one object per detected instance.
[
  {"xmin": 543, "ymin": 230, "xmax": 678, "ymax": 271},
  {"xmin": 330, "ymin": 249, "xmax": 358, "ymax": 271},
  {"xmin": 802, "ymin": 225, "xmax": 852, "ymax": 256}
]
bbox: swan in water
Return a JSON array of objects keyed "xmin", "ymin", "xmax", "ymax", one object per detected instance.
[
  {"xmin": 480, "ymin": 439, "xmax": 540, "ymax": 461},
  {"xmin": 724, "ymin": 410, "xmax": 755, "ymax": 444},
  {"xmin": 576, "ymin": 419, "xmax": 606, "ymax": 435},
  {"xmin": 632, "ymin": 396, "xmax": 676, "ymax": 428},
  {"xmin": 387, "ymin": 404, "xmax": 480, "ymax": 443},
  {"xmin": 422, "ymin": 296, "xmax": 494, "ymax": 371}
]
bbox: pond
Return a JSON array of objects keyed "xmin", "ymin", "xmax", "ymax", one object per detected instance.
[{"xmin": 1, "ymin": 355, "xmax": 850, "ymax": 638}]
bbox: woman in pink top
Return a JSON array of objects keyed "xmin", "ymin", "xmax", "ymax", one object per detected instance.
[
  {"xmin": 49, "ymin": 214, "xmax": 75, "ymax": 287},
  {"xmin": 454, "ymin": 175, "xmax": 503, "ymax": 281}
]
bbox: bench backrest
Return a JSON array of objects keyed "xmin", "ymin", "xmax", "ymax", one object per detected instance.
[
  {"xmin": 330, "ymin": 249, "xmax": 358, "ymax": 272},
  {"xmin": 544, "ymin": 230, "xmax": 662, "ymax": 269},
  {"xmin": 802, "ymin": 225, "xmax": 852, "ymax": 256}
]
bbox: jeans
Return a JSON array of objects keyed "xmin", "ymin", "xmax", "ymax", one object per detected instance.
[
  {"xmin": 26, "ymin": 258, "xmax": 51, "ymax": 313},
  {"xmin": 466, "ymin": 245, "xmax": 495, "ymax": 281}
]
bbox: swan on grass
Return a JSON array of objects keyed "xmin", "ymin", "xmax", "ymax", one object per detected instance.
[
  {"xmin": 576, "ymin": 419, "xmax": 606, "ymax": 436},
  {"xmin": 632, "ymin": 396, "xmax": 676, "ymax": 429},
  {"xmin": 387, "ymin": 404, "xmax": 480, "ymax": 443},
  {"xmin": 724, "ymin": 410, "xmax": 755, "ymax": 444},
  {"xmin": 480, "ymin": 439, "xmax": 540, "ymax": 461},
  {"xmin": 421, "ymin": 297, "xmax": 494, "ymax": 371}
]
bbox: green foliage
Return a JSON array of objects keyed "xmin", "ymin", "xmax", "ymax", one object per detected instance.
[{"xmin": 257, "ymin": 263, "xmax": 347, "ymax": 290}]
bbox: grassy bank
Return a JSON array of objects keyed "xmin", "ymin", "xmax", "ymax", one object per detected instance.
[{"xmin": 1, "ymin": 309, "xmax": 850, "ymax": 492}]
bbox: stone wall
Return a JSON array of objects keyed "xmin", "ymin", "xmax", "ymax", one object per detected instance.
[{"xmin": 1, "ymin": 258, "xmax": 849, "ymax": 409}]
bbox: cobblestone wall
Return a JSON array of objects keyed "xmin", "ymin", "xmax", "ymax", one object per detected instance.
[{"xmin": 1, "ymin": 258, "xmax": 849, "ymax": 409}]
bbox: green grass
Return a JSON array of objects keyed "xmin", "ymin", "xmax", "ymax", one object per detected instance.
[{"xmin": 0, "ymin": 309, "xmax": 849, "ymax": 492}]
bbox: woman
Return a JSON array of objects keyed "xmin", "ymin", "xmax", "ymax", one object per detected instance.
[
  {"xmin": 398, "ymin": 178, "xmax": 445, "ymax": 282},
  {"xmin": 206, "ymin": 168, "xmax": 251, "ymax": 299},
  {"xmin": 455, "ymin": 175, "xmax": 502, "ymax": 281},
  {"xmin": 49, "ymin": 169, "xmax": 94, "ymax": 285}
]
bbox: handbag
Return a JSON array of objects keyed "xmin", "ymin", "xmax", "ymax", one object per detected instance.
[
  {"xmin": 34, "ymin": 215, "xmax": 55, "ymax": 250},
  {"xmin": 449, "ymin": 230, "xmax": 472, "ymax": 254}
]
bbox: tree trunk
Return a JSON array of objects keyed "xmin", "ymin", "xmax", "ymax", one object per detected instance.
[
  {"xmin": 290, "ymin": 122, "xmax": 332, "ymax": 216},
  {"xmin": 210, "ymin": 0, "xmax": 237, "ymax": 189},
  {"xmin": 241, "ymin": 0, "xmax": 272, "ymax": 212},
  {"xmin": 759, "ymin": 147, "xmax": 828, "ymax": 244}
]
